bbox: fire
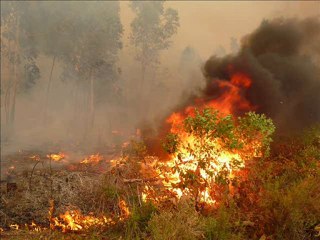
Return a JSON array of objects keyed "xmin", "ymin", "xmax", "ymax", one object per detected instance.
[
  {"xmin": 167, "ymin": 72, "xmax": 254, "ymax": 134},
  {"xmin": 47, "ymin": 152, "xmax": 66, "ymax": 162},
  {"xmin": 142, "ymin": 72, "xmax": 257, "ymax": 206},
  {"xmin": 51, "ymin": 210, "xmax": 114, "ymax": 232},
  {"xmin": 26, "ymin": 221, "xmax": 44, "ymax": 232},
  {"xmin": 80, "ymin": 154, "xmax": 104, "ymax": 165},
  {"xmin": 9, "ymin": 224, "xmax": 19, "ymax": 230},
  {"xmin": 119, "ymin": 199, "xmax": 130, "ymax": 219}
]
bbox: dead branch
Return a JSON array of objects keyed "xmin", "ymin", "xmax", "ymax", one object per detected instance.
[{"xmin": 122, "ymin": 178, "xmax": 159, "ymax": 183}]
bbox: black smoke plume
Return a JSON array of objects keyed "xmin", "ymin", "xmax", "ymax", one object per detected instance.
[{"xmin": 203, "ymin": 17, "xmax": 320, "ymax": 133}]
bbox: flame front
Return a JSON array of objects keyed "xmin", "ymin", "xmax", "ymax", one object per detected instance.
[
  {"xmin": 47, "ymin": 152, "xmax": 66, "ymax": 162},
  {"xmin": 80, "ymin": 154, "xmax": 104, "ymax": 165},
  {"xmin": 143, "ymin": 72, "xmax": 256, "ymax": 206},
  {"xmin": 51, "ymin": 210, "xmax": 114, "ymax": 233}
]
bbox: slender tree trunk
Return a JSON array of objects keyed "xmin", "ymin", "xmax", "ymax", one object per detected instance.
[
  {"xmin": 9, "ymin": 78, "xmax": 18, "ymax": 136},
  {"xmin": 4, "ymin": 41, "xmax": 12, "ymax": 130},
  {"xmin": 138, "ymin": 62, "xmax": 146, "ymax": 115},
  {"xmin": 5, "ymin": 86, "xmax": 11, "ymax": 127},
  {"xmin": 67, "ymin": 80, "xmax": 80, "ymax": 138},
  {"xmin": 82, "ymin": 71, "xmax": 93, "ymax": 146},
  {"xmin": 43, "ymin": 55, "xmax": 56, "ymax": 124},
  {"xmin": 89, "ymin": 72, "xmax": 95, "ymax": 128},
  {"xmin": 141, "ymin": 63, "xmax": 146, "ymax": 90},
  {"xmin": 9, "ymin": 15, "xmax": 20, "ymax": 137}
]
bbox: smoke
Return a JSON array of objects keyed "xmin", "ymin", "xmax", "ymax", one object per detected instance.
[
  {"xmin": 203, "ymin": 17, "xmax": 320, "ymax": 133},
  {"xmin": 1, "ymin": 2, "xmax": 205, "ymax": 157}
]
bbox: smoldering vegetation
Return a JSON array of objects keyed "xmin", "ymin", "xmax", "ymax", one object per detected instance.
[{"xmin": 203, "ymin": 17, "xmax": 320, "ymax": 133}]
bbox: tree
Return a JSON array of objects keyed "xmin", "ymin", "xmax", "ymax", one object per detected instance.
[
  {"xmin": 1, "ymin": 2, "xmax": 123, "ymax": 144},
  {"xmin": 130, "ymin": 1, "xmax": 179, "ymax": 89},
  {"xmin": 58, "ymin": 1, "xmax": 123, "ymax": 140},
  {"xmin": 230, "ymin": 37, "xmax": 239, "ymax": 54},
  {"xmin": 179, "ymin": 46, "xmax": 202, "ymax": 70},
  {"xmin": 33, "ymin": 2, "xmax": 123, "ymax": 127},
  {"xmin": 1, "ymin": 1, "xmax": 40, "ymax": 138},
  {"xmin": 162, "ymin": 108, "xmax": 275, "ymax": 208}
]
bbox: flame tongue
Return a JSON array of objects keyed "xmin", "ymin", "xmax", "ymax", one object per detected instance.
[
  {"xmin": 47, "ymin": 153, "xmax": 66, "ymax": 162},
  {"xmin": 142, "ymin": 72, "xmax": 255, "ymax": 206},
  {"xmin": 51, "ymin": 210, "xmax": 115, "ymax": 232},
  {"xmin": 167, "ymin": 72, "xmax": 254, "ymax": 133},
  {"xmin": 80, "ymin": 154, "xmax": 104, "ymax": 165}
]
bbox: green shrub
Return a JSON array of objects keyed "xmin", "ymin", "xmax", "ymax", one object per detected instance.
[
  {"xmin": 204, "ymin": 207, "xmax": 243, "ymax": 240},
  {"xmin": 125, "ymin": 201, "xmax": 157, "ymax": 240}
]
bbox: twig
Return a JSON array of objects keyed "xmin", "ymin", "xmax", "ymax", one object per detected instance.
[
  {"xmin": 29, "ymin": 160, "xmax": 43, "ymax": 191},
  {"xmin": 122, "ymin": 178, "xmax": 159, "ymax": 183}
]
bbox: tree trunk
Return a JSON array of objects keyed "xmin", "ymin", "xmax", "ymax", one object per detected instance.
[
  {"xmin": 82, "ymin": 71, "xmax": 93, "ymax": 146},
  {"xmin": 89, "ymin": 71, "xmax": 95, "ymax": 128},
  {"xmin": 43, "ymin": 55, "xmax": 56, "ymax": 124},
  {"xmin": 5, "ymin": 86, "xmax": 11, "ymax": 127},
  {"xmin": 141, "ymin": 63, "xmax": 146, "ymax": 90},
  {"xmin": 9, "ymin": 15, "xmax": 20, "ymax": 137},
  {"xmin": 4, "ymin": 41, "xmax": 13, "ymax": 130},
  {"xmin": 67, "ymin": 80, "xmax": 80, "ymax": 138}
]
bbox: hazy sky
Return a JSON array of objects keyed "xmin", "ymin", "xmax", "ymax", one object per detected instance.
[{"xmin": 120, "ymin": 1, "xmax": 320, "ymax": 61}]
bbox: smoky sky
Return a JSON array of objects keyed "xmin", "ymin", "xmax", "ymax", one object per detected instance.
[{"xmin": 203, "ymin": 17, "xmax": 320, "ymax": 133}]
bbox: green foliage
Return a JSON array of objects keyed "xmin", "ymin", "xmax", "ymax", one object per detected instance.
[
  {"xmin": 162, "ymin": 133, "xmax": 179, "ymax": 154},
  {"xmin": 123, "ymin": 140, "xmax": 148, "ymax": 159},
  {"xmin": 204, "ymin": 208, "xmax": 243, "ymax": 240},
  {"xmin": 162, "ymin": 108, "xmax": 275, "ymax": 205},
  {"xmin": 125, "ymin": 202, "xmax": 157, "ymax": 240},
  {"xmin": 238, "ymin": 112, "xmax": 276, "ymax": 156},
  {"xmin": 301, "ymin": 123, "xmax": 320, "ymax": 147}
]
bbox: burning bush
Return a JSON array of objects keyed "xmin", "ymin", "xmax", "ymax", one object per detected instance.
[{"xmin": 160, "ymin": 108, "xmax": 275, "ymax": 209}]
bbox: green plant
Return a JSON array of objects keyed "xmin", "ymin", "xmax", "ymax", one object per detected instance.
[
  {"xmin": 204, "ymin": 208, "xmax": 243, "ymax": 240},
  {"xmin": 162, "ymin": 108, "xmax": 275, "ymax": 206},
  {"xmin": 125, "ymin": 201, "xmax": 157, "ymax": 240}
]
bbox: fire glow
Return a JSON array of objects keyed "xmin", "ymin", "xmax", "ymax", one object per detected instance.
[
  {"xmin": 142, "ymin": 72, "xmax": 257, "ymax": 205},
  {"xmin": 80, "ymin": 154, "xmax": 104, "ymax": 165},
  {"xmin": 47, "ymin": 152, "xmax": 66, "ymax": 162},
  {"xmin": 51, "ymin": 210, "xmax": 114, "ymax": 233}
]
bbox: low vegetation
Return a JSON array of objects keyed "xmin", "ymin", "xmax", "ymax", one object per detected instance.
[{"xmin": 1, "ymin": 109, "xmax": 319, "ymax": 240}]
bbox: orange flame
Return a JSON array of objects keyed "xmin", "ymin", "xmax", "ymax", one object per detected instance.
[
  {"xmin": 51, "ymin": 210, "xmax": 114, "ymax": 232},
  {"xmin": 119, "ymin": 200, "xmax": 130, "ymax": 219},
  {"xmin": 142, "ymin": 72, "xmax": 257, "ymax": 206},
  {"xmin": 47, "ymin": 153, "xmax": 66, "ymax": 162},
  {"xmin": 80, "ymin": 154, "xmax": 104, "ymax": 165}
]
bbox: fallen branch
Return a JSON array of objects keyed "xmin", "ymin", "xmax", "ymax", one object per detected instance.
[{"xmin": 122, "ymin": 178, "xmax": 159, "ymax": 183}]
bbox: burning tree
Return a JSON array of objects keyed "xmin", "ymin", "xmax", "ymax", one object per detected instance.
[{"xmin": 162, "ymin": 108, "xmax": 275, "ymax": 209}]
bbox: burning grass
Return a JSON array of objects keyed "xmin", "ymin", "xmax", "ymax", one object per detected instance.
[{"xmin": 1, "ymin": 113, "xmax": 319, "ymax": 239}]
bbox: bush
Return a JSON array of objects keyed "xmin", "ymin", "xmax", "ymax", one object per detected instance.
[{"xmin": 204, "ymin": 206, "xmax": 243, "ymax": 240}]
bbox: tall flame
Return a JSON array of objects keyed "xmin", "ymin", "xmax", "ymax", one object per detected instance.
[{"xmin": 143, "ymin": 72, "xmax": 255, "ymax": 206}]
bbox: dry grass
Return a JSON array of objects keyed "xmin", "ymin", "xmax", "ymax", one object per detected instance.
[{"xmin": 0, "ymin": 168, "xmax": 106, "ymax": 229}]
